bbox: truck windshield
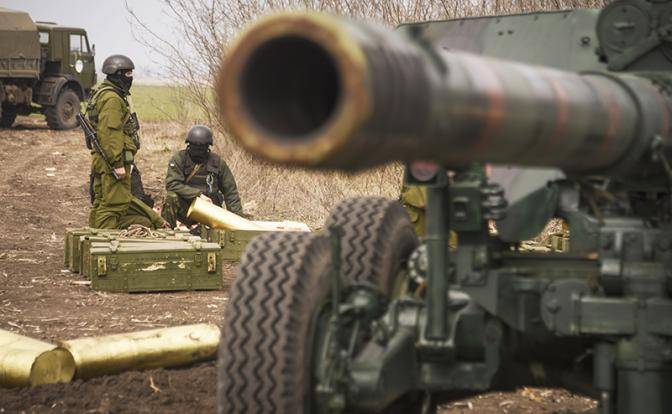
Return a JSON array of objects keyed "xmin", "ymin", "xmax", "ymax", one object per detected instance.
[{"xmin": 70, "ymin": 34, "xmax": 89, "ymax": 53}]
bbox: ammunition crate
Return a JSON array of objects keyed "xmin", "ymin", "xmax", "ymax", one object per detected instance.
[
  {"xmin": 87, "ymin": 239, "xmax": 223, "ymax": 293},
  {"xmin": 79, "ymin": 234, "xmax": 200, "ymax": 279},
  {"xmin": 202, "ymin": 228, "xmax": 267, "ymax": 261},
  {"xmin": 64, "ymin": 228, "xmax": 191, "ymax": 273},
  {"xmin": 64, "ymin": 228, "xmax": 111, "ymax": 272}
]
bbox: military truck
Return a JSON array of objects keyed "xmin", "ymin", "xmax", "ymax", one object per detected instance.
[{"xmin": 0, "ymin": 7, "xmax": 96, "ymax": 129}]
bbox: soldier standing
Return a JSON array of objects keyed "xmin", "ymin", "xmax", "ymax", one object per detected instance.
[
  {"xmin": 87, "ymin": 54, "xmax": 166, "ymax": 229},
  {"xmin": 162, "ymin": 125, "xmax": 243, "ymax": 228}
]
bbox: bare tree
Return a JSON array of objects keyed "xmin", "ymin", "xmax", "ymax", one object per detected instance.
[{"xmin": 127, "ymin": 0, "xmax": 608, "ymax": 128}]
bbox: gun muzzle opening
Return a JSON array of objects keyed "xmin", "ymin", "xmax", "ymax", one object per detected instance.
[
  {"xmin": 241, "ymin": 36, "xmax": 341, "ymax": 138},
  {"xmin": 219, "ymin": 13, "xmax": 371, "ymax": 166}
]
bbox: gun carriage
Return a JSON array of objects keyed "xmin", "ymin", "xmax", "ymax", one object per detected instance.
[{"xmin": 216, "ymin": 1, "xmax": 672, "ymax": 413}]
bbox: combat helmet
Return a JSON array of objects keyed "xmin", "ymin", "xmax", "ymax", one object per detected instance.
[
  {"xmin": 186, "ymin": 125, "xmax": 214, "ymax": 146},
  {"xmin": 102, "ymin": 55, "xmax": 135, "ymax": 75}
]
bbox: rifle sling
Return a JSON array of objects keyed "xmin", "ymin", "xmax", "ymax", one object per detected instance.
[{"xmin": 185, "ymin": 164, "xmax": 203, "ymax": 184}]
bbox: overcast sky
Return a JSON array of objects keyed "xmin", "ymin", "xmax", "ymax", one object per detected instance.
[{"xmin": 0, "ymin": 0, "xmax": 177, "ymax": 78}]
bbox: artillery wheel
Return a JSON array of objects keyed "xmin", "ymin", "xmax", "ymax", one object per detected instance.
[
  {"xmin": 45, "ymin": 88, "xmax": 80, "ymax": 130},
  {"xmin": 325, "ymin": 197, "xmax": 418, "ymax": 296},
  {"xmin": 218, "ymin": 198, "xmax": 425, "ymax": 413},
  {"xmin": 218, "ymin": 232, "xmax": 333, "ymax": 413},
  {"xmin": 0, "ymin": 104, "xmax": 17, "ymax": 128},
  {"xmin": 328, "ymin": 197, "xmax": 434, "ymax": 413}
]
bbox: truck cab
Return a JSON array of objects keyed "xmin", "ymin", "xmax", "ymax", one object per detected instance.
[{"xmin": 36, "ymin": 23, "xmax": 96, "ymax": 93}]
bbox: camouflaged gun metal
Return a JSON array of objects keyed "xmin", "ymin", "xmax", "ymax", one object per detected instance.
[{"xmin": 215, "ymin": 1, "xmax": 672, "ymax": 413}]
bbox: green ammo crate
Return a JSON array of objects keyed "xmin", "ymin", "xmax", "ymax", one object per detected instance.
[
  {"xmin": 65, "ymin": 228, "xmax": 191, "ymax": 273},
  {"xmin": 64, "ymin": 228, "xmax": 104, "ymax": 272},
  {"xmin": 79, "ymin": 234, "xmax": 201, "ymax": 279},
  {"xmin": 88, "ymin": 238, "xmax": 223, "ymax": 293},
  {"xmin": 203, "ymin": 228, "xmax": 267, "ymax": 261}
]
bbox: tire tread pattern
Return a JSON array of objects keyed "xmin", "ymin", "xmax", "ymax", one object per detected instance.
[
  {"xmin": 325, "ymin": 197, "xmax": 418, "ymax": 293},
  {"xmin": 218, "ymin": 197, "xmax": 418, "ymax": 414},
  {"xmin": 218, "ymin": 232, "xmax": 331, "ymax": 414}
]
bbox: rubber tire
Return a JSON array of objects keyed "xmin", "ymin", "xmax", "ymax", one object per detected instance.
[
  {"xmin": 0, "ymin": 105, "xmax": 17, "ymax": 128},
  {"xmin": 45, "ymin": 88, "xmax": 80, "ymax": 130},
  {"xmin": 327, "ymin": 197, "xmax": 430, "ymax": 414},
  {"xmin": 325, "ymin": 197, "xmax": 419, "ymax": 295},
  {"xmin": 218, "ymin": 198, "xmax": 420, "ymax": 414},
  {"xmin": 218, "ymin": 232, "xmax": 333, "ymax": 414}
]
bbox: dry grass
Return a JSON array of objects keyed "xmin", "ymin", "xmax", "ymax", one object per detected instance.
[
  {"xmin": 139, "ymin": 120, "xmax": 402, "ymax": 229},
  {"xmin": 139, "ymin": 119, "xmax": 567, "ymax": 239}
]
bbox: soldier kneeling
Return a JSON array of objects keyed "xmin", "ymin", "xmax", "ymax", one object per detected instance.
[{"xmin": 162, "ymin": 125, "xmax": 243, "ymax": 229}]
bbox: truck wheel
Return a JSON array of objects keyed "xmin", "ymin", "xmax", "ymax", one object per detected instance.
[
  {"xmin": 325, "ymin": 197, "xmax": 418, "ymax": 296},
  {"xmin": 0, "ymin": 104, "xmax": 17, "ymax": 128},
  {"xmin": 45, "ymin": 88, "xmax": 80, "ymax": 130},
  {"xmin": 218, "ymin": 232, "xmax": 333, "ymax": 413}
]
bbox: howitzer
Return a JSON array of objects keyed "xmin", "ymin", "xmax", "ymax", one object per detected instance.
[
  {"xmin": 216, "ymin": 2, "xmax": 672, "ymax": 414},
  {"xmin": 76, "ymin": 112, "xmax": 120, "ymax": 181}
]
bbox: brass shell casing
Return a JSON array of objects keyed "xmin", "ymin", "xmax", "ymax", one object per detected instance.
[
  {"xmin": 186, "ymin": 197, "xmax": 265, "ymax": 231},
  {"xmin": 0, "ymin": 329, "xmax": 75, "ymax": 388},
  {"xmin": 56, "ymin": 324, "xmax": 220, "ymax": 380}
]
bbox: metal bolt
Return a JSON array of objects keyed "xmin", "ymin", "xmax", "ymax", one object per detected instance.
[
  {"xmin": 581, "ymin": 36, "xmax": 591, "ymax": 46},
  {"xmin": 545, "ymin": 299, "xmax": 560, "ymax": 313}
]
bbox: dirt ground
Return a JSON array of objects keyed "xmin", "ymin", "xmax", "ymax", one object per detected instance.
[{"xmin": 0, "ymin": 117, "xmax": 596, "ymax": 413}]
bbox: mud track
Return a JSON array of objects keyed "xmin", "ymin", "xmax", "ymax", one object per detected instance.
[{"xmin": 0, "ymin": 117, "xmax": 595, "ymax": 413}]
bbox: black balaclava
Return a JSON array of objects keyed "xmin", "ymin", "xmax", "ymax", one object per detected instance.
[
  {"xmin": 187, "ymin": 143, "xmax": 210, "ymax": 164},
  {"xmin": 108, "ymin": 69, "xmax": 133, "ymax": 93}
]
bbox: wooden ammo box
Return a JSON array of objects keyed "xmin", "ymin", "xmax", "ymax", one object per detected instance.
[
  {"xmin": 202, "ymin": 228, "xmax": 267, "ymax": 261},
  {"xmin": 87, "ymin": 238, "xmax": 222, "ymax": 293},
  {"xmin": 64, "ymin": 228, "xmax": 119, "ymax": 272},
  {"xmin": 65, "ymin": 227, "xmax": 90, "ymax": 269},
  {"xmin": 79, "ymin": 234, "xmax": 197, "ymax": 279},
  {"xmin": 64, "ymin": 228, "xmax": 190, "ymax": 273}
]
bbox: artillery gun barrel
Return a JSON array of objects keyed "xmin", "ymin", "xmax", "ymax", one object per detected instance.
[{"xmin": 218, "ymin": 13, "xmax": 672, "ymax": 176}]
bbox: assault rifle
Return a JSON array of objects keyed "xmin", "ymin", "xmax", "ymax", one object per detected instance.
[
  {"xmin": 76, "ymin": 112, "xmax": 120, "ymax": 181},
  {"xmin": 127, "ymin": 112, "xmax": 141, "ymax": 150}
]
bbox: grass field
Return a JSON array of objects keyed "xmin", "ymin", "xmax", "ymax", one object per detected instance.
[{"xmin": 131, "ymin": 84, "xmax": 208, "ymax": 121}]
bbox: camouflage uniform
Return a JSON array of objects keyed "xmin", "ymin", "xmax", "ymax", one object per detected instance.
[
  {"xmin": 162, "ymin": 149, "xmax": 242, "ymax": 228},
  {"xmin": 401, "ymin": 183, "xmax": 457, "ymax": 247},
  {"xmin": 400, "ymin": 184, "xmax": 427, "ymax": 237},
  {"xmin": 87, "ymin": 80, "xmax": 163, "ymax": 229}
]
